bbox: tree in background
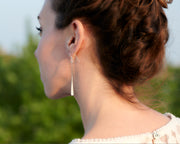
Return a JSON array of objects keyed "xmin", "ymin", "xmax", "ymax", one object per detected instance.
[{"xmin": 168, "ymin": 67, "xmax": 180, "ymax": 116}]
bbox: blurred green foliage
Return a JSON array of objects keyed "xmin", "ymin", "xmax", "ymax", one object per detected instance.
[{"xmin": 0, "ymin": 31, "xmax": 179, "ymax": 143}]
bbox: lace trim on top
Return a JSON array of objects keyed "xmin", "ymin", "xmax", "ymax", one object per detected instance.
[{"xmin": 69, "ymin": 113, "xmax": 180, "ymax": 143}]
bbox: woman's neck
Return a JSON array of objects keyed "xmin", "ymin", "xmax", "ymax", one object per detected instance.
[{"xmin": 72, "ymin": 58, "xmax": 144, "ymax": 137}]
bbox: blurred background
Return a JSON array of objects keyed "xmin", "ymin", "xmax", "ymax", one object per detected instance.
[{"xmin": 0, "ymin": 0, "xmax": 179, "ymax": 143}]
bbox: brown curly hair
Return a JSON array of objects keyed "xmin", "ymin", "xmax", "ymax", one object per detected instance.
[{"xmin": 51, "ymin": 0, "xmax": 172, "ymax": 102}]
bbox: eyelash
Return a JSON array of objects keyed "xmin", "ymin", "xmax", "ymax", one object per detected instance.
[{"xmin": 36, "ymin": 26, "xmax": 42, "ymax": 35}]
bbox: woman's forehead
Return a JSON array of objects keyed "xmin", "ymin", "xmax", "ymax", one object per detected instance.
[{"xmin": 38, "ymin": 0, "xmax": 55, "ymax": 23}]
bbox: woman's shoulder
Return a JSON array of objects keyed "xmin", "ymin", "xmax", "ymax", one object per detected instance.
[{"xmin": 69, "ymin": 113, "xmax": 180, "ymax": 144}]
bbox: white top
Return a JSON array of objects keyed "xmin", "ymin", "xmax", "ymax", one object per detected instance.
[{"xmin": 69, "ymin": 113, "xmax": 180, "ymax": 144}]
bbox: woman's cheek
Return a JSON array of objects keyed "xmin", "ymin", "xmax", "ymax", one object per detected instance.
[
  {"xmin": 35, "ymin": 38, "xmax": 49, "ymax": 79},
  {"xmin": 35, "ymin": 38, "xmax": 45, "ymax": 62}
]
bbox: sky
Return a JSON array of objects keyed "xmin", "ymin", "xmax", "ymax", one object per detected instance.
[{"xmin": 0, "ymin": 0, "xmax": 179, "ymax": 66}]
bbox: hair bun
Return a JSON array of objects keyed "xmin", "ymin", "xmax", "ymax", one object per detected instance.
[{"xmin": 158, "ymin": 0, "xmax": 173, "ymax": 8}]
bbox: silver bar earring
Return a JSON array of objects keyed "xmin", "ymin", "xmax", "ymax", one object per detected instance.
[{"xmin": 71, "ymin": 56, "xmax": 74, "ymax": 96}]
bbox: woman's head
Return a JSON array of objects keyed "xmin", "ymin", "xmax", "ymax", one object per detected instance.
[
  {"xmin": 35, "ymin": 0, "xmax": 75, "ymax": 98},
  {"xmin": 35, "ymin": 0, "xmax": 93, "ymax": 99},
  {"xmin": 36, "ymin": 0, "xmax": 172, "ymax": 101}
]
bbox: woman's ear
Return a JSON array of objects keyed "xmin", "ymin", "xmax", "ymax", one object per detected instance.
[{"xmin": 67, "ymin": 20, "xmax": 85, "ymax": 59}]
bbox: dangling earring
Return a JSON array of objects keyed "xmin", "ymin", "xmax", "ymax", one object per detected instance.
[{"xmin": 70, "ymin": 56, "xmax": 74, "ymax": 96}]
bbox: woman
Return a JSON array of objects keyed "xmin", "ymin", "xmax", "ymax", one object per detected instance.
[{"xmin": 35, "ymin": 0, "xmax": 180, "ymax": 143}]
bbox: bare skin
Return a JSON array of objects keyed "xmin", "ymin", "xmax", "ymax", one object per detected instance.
[
  {"xmin": 36, "ymin": 0, "xmax": 170, "ymax": 140},
  {"xmin": 74, "ymin": 58, "xmax": 170, "ymax": 139}
]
